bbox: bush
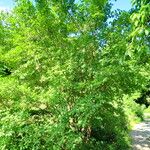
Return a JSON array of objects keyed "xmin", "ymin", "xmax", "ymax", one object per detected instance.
[{"xmin": 0, "ymin": 0, "xmax": 149, "ymax": 149}]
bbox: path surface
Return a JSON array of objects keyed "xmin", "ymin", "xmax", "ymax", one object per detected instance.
[{"xmin": 131, "ymin": 118, "xmax": 150, "ymax": 150}]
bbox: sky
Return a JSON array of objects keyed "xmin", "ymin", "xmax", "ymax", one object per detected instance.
[
  {"xmin": 0, "ymin": 0, "xmax": 132, "ymax": 11},
  {"xmin": 112, "ymin": 0, "xmax": 132, "ymax": 11},
  {"xmin": 0, "ymin": 0, "xmax": 15, "ymax": 11}
]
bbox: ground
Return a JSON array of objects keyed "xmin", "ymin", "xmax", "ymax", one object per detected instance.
[{"xmin": 131, "ymin": 114, "xmax": 150, "ymax": 150}]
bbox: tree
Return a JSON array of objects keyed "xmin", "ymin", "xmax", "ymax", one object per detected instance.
[{"xmin": 0, "ymin": 0, "xmax": 149, "ymax": 149}]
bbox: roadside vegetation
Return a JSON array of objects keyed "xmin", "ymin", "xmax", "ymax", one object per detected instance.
[{"xmin": 0, "ymin": 0, "xmax": 149, "ymax": 149}]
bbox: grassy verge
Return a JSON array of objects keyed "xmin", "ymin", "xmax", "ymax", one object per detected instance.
[{"xmin": 144, "ymin": 108, "xmax": 150, "ymax": 119}]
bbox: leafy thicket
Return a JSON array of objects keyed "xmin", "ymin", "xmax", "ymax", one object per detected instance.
[{"xmin": 0, "ymin": 0, "xmax": 149, "ymax": 149}]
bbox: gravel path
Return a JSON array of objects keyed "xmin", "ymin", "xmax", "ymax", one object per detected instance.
[{"xmin": 131, "ymin": 118, "xmax": 150, "ymax": 150}]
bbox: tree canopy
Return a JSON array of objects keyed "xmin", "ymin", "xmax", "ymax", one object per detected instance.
[{"xmin": 0, "ymin": 0, "xmax": 149, "ymax": 149}]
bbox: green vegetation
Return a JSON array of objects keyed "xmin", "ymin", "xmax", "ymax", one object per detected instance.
[{"xmin": 0, "ymin": 0, "xmax": 149, "ymax": 149}]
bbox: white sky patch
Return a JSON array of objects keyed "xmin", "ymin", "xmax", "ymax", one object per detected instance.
[{"xmin": 0, "ymin": 6, "xmax": 11, "ymax": 12}]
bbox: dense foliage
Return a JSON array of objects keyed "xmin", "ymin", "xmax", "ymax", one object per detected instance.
[{"xmin": 0, "ymin": 0, "xmax": 149, "ymax": 149}]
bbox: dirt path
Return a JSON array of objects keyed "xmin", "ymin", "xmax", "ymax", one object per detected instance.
[{"xmin": 131, "ymin": 118, "xmax": 150, "ymax": 150}]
